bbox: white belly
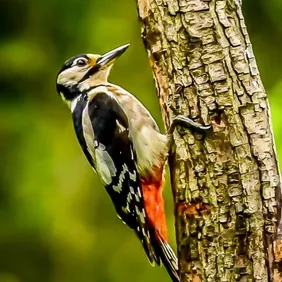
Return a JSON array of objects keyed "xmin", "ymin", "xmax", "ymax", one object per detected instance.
[{"xmin": 132, "ymin": 124, "xmax": 167, "ymax": 179}]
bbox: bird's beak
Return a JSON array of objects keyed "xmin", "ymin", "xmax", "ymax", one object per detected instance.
[{"xmin": 96, "ymin": 44, "xmax": 130, "ymax": 67}]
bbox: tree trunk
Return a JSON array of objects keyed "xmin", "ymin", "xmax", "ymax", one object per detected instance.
[{"xmin": 136, "ymin": 0, "xmax": 282, "ymax": 281}]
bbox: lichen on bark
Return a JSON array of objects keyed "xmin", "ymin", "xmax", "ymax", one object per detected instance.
[{"xmin": 136, "ymin": 0, "xmax": 282, "ymax": 281}]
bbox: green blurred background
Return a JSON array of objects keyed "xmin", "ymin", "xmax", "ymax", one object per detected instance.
[{"xmin": 0, "ymin": 1, "xmax": 282, "ymax": 282}]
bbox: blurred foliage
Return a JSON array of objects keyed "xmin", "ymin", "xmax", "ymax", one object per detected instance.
[{"xmin": 0, "ymin": 1, "xmax": 281, "ymax": 282}]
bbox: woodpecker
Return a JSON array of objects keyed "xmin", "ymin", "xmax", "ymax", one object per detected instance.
[{"xmin": 56, "ymin": 44, "xmax": 210, "ymax": 282}]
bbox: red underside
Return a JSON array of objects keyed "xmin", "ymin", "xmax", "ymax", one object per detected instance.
[{"xmin": 141, "ymin": 177, "xmax": 168, "ymax": 241}]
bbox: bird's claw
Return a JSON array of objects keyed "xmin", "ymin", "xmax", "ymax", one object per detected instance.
[{"xmin": 168, "ymin": 115, "xmax": 211, "ymax": 135}]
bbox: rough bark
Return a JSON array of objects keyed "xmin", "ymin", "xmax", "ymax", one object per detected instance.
[{"xmin": 136, "ymin": 0, "xmax": 282, "ymax": 281}]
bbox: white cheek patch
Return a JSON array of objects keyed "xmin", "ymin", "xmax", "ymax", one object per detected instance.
[{"xmin": 57, "ymin": 67, "xmax": 87, "ymax": 86}]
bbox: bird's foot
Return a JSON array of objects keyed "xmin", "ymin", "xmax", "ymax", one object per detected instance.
[{"xmin": 168, "ymin": 115, "xmax": 211, "ymax": 135}]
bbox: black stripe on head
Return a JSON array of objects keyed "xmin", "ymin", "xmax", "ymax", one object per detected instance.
[
  {"xmin": 58, "ymin": 54, "xmax": 89, "ymax": 74},
  {"xmin": 79, "ymin": 63, "xmax": 101, "ymax": 83}
]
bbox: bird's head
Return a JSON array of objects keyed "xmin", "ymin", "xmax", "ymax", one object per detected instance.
[{"xmin": 56, "ymin": 44, "xmax": 129, "ymax": 104}]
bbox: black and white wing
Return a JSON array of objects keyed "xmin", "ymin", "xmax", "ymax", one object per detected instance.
[{"xmin": 72, "ymin": 92, "xmax": 159, "ymax": 264}]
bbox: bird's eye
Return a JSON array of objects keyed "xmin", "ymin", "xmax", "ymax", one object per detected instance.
[{"xmin": 76, "ymin": 59, "xmax": 87, "ymax": 67}]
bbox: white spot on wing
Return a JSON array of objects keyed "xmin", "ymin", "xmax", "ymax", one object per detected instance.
[
  {"xmin": 129, "ymin": 170, "xmax": 136, "ymax": 181},
  {"xmin": 141, "ymin": 227, "xmax": 146, "ymax": 236},
  {"xmin": 116, "ymin": 120, "xmax": 126, "ymax": 133},
  {"xmin": 112, "ymin": 164, "xmax": 127, "ymax": 193},
  {"xmin": 135, "ymin": 205, "xmax": 140, "ymax": 215},
  {"xmin": 95, "ymin": 144, "xmax": 117, "ymax": 184},
  {"xmin": 137, "ymin": 187, "xmax": 142, "ymax": 199},
  {"xmin": 134, "ymin": 206, "xmax": 145, "ymax": 224},
  {"xmin": 139, "ymin": 211, "xmax": 145, "ymax": 224}
]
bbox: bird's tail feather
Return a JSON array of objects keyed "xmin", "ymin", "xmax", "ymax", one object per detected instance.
[
  {"xmin": 134, "ymin": 228, "xmax": 161, "ymax": 266},
  {"xmin": 154, "ymin": 234, "xmax": 180, "ymax": 282}
]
